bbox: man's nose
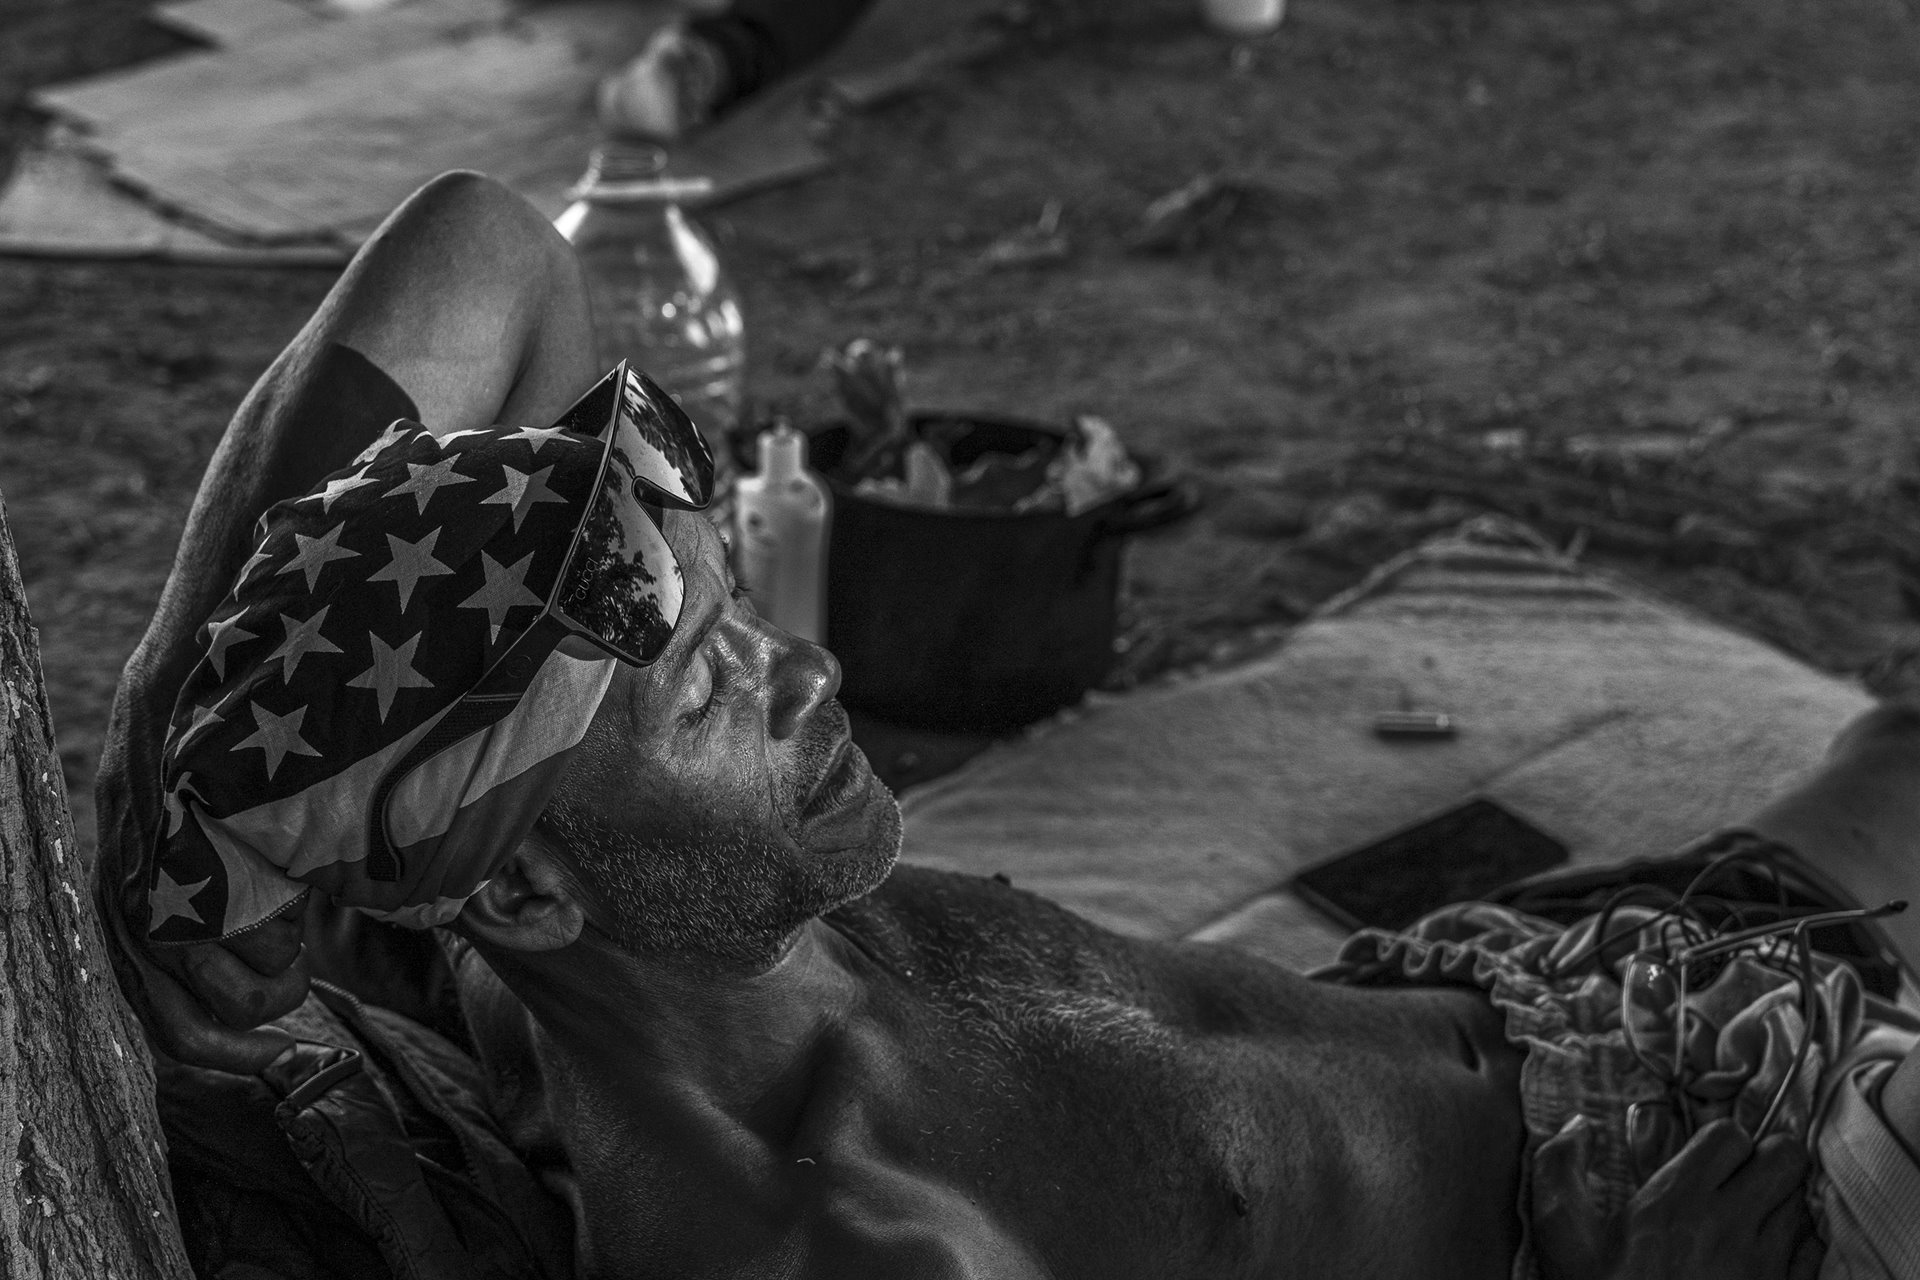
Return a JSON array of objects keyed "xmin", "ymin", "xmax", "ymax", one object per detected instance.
[{"xmin": 768, "ymin": 628, "xmax": 841, "ymax": 740}]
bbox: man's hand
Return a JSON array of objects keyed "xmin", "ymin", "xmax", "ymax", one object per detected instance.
[
  {"xmin": 122, "ymin": 903, "xmax": 310, "ymax": 1074},
  {"xmin": 1532, "ymin": 1114, "xmax": 1823, "ymax": 1280}
]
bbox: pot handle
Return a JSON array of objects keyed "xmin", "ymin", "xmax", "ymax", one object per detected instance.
[{"xmin": 1099, "ymin": 476, "xmax": 1200, "ymax": 535}]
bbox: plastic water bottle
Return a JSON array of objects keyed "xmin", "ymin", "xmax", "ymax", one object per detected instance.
[
  {"xmin": 733, "ymin": 425, "xmax": 829, "ymax": 643},
  {"xmin": 554, "ymin": 147, "xmax": 745, "ymax": 499}
]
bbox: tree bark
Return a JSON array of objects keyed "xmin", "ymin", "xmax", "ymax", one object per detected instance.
[{"xmin": 0, "ymin": 490, "xmax": 190, "ymax": 1280}]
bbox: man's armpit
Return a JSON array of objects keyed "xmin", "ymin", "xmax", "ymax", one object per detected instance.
[{"xmin": 278, "ymin": 342, "xmax": 421, "ymax": 478}]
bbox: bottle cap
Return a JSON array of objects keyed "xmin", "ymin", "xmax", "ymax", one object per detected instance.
[
  {"xmin": 758, "ymin": 424, "xmax": 807, "ymax": 480},
  {"xmin": 571, "ymin": 145, "xmax": 716, "ymax": 204}
]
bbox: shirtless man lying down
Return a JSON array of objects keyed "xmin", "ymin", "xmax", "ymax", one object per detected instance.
[{"xmin": 94, "ymin": 173, "xmax": 1920, "ymax": 1280}]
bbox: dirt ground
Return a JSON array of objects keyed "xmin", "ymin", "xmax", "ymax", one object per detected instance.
[{"xmin": 4, "ymin": 0, "xmax": 1920, "ymax": 859}]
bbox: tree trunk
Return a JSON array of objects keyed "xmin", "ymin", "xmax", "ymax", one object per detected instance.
[{"xmin": 0, "ymin": 490, "xmax": 190, "ymax": 1280}]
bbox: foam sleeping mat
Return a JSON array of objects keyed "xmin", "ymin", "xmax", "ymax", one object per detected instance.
[{"xmin": 898, "ymin": 519, "xmax": 1873, "ymax": 972}]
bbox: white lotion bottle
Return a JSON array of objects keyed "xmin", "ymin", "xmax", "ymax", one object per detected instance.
[{"xmin": 733, "ymin": 425, "xmax": 830, "ymax": 643}]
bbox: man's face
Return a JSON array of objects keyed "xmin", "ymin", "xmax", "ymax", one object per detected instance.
[{"xmin": 538, "ymin": 509, "xmax": 902, "ymax": 969}]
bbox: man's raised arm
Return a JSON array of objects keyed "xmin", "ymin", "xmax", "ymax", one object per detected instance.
[{"xmin": 94, "ymin": 172, "xmax": 602, "ymax": 1071}]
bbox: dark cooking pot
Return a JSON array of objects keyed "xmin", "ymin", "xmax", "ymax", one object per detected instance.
[{"xmin": 803, "ymin": 413, "xmax": 1195, "ymax": 732}]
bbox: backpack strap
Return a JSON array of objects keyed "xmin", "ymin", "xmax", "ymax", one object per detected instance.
[{"xmin": 159, "ymin": 985, "xmax": 574, "ymax": 1280}]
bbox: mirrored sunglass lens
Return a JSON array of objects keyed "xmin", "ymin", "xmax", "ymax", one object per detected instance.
[
  {"xmin": 1622, "ymin": 956, "xmax": 1681, "ymax": 1071},
  {"xmin": 613, "ymin": 368, "xmax": 713, "ymax": 508},
  {"xmin": 556, "ymin": 468, "xmax": 684, "ymax": 665}
]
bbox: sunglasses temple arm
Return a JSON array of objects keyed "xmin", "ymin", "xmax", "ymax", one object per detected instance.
[
  {"xmin": 1754, "ymin": 931, "xmax": 1822, "ymax": 1144},
  {"xmin": 1753, "ymin": 1044, "xmax": 1806, "ymax": 1142}
]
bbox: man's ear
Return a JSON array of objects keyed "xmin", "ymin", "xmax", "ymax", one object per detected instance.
[{"xmin": 458, "ymin": 839, "xmax": 587, "ymax": 952}]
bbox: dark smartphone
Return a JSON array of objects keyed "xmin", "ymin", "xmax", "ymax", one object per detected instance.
[{"xmin": 1291, "ymin": 797, "xmax": 1570, "ymax": 932}]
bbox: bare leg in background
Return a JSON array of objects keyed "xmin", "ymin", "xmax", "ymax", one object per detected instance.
[{"xmin": 1744, "ymin": 702, "xmax": 1920, "ymax": 978}]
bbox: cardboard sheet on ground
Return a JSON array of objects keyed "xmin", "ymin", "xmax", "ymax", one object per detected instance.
[
  {"xmin": 898, "ymin": 520, "xmax": 1873, "ymax": 973},
  {"xmin": 0, "ymin": 146, "xmax": 350, "ymax": 265},
  {"xmin": 0, "ymin": 0, "xmax": 1004, "ymax": 261}
]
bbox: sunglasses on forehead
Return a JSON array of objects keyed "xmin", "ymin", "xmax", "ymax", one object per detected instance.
[
  {"xmin": 364, "ymin": 364, "xmax": 714, "ymax": 881},
  {"xmin": 527, "ymin": 360, "xmax": 716, "ymax": 668}
]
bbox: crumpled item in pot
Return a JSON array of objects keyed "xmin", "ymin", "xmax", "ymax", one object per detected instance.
[
  {"xmin": 852, "ymin": 415, "xmax": 1140, "ymax": 516},
  {"xmin": 826, "ymin": 338, "xmax": 910, "ymax": 479},
  {"xmin": 1017, "ymin": 415, "xmax": 1141, "ymax": 517},
  {"xmin": 854, "ymin": 441, "xmax": 954, "ymax": 507}
]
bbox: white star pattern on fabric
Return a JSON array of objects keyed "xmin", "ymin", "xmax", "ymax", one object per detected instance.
[
  {"xmin": 162, "ymin": 773, "xmax": 199, "ymax": 835},
  {"xmin": 232, "ymin": 702, "xmax": 322, "ymax": 779},
  {"xmin": 347, "ymin": 631, "xmax": 435, "ymax": 721},
  {"xmin": 204, "ymin": 612, "xmax": 259, "ymax": 680},
  {"xmin": 505, "ymin": 423, "xmax": 572, "ymax": 455},
  {"xmin": 238, "ymin": 545, "xmax": 275, "ymax": 586},
  {"xmin": 266, "ymin": 606, "xmax": 344, "ymax": 683},
  {"xmin": 304, "ymin": 470, "xmax": 380, "ymax": 513},
  {"xmin": 436, "ymin": 428, "xmax": 493, "ymax": 447},
  {"xmin": 353, "ymin": 422, "xmax": 415, "ymax": 466},
  {"xmin": 178, "ymin": 704, "xmax": 225, "ymax": 750},
  {"xmin": 366, "ymin": 528, "xmax": 454, "ymax": 612},
  {"xmin": 481, "ymin": 464, "xmax": 568, "ymax": 533},
  {"xmin": 151, "ymin": 376, "xmax": 699, "ymax": 948},
  {"xmin": 385, "ymin": 456, "xmax": 476, "ymax": 515},
  {"xmin": 277, "ymin": 523, "xmax": 361, "ymax": 592},
  {"xmin": 459, "ymin": 550, "xmax": 543, "ymax": 642},
  {"xmin": 149, "ymin": 867, "xmax": 211, "ymax": 929}
]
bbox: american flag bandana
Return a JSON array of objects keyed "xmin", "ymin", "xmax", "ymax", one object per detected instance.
[{"xmin": 145, "ymin": 374, "xmax": 695, "ymax": 944}]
